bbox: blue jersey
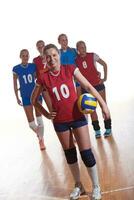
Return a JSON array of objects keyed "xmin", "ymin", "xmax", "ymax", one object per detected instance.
[
  {"xmin": 59, "ymin": 47, "xmax": 77, "ymax": 65},
  {"xmin": 12, "ymin": 63, "xmax": 36, "ymax": 98}
]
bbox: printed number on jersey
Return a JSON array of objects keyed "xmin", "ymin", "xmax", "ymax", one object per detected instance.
[
  {"xmin": 82, "ymin": 61, "xmax": 87, "ymax": 69},
  {"xmin": 53, "ymin": 84, "xmax": 69, "ymax": 101},
  {"xmin": 23, "ymin": 74, "xmax": 33, "ymax": 84}
]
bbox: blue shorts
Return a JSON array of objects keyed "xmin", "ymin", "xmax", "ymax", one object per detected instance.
[
  {"xmin": 22, "ymin": 95, "xmax": 42, "ymax": 106},
  {"xmin": 75, "ymin": 81, "xmax": 80, "ymax": 87},
  {"xmin": 82, "ymin": 83, "xmax": 105, "ymax": 93},
  {"xmin": 53, "ymin": 117, "xmax": 88, "ymax": 132},
  {"xmin": 94, "ymin": 83, "xmax": 105, "ymax": 91}
]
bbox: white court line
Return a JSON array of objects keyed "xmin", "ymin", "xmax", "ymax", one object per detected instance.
[
  {"xmin": 71, "ymin": 185, "xmax": 134, "ymax": 199},
  {"xmin": 102, "ymin": 185, "xmax": 134, "ymax": 194}
]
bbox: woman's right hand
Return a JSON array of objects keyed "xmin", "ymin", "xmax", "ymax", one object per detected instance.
[
  {"xmin": 17, "ymin": 98, "xmax": 22, "ymax": 106},
  {"xmin": 47, "ymin": 111, "xmax": 57, "ymax": 120}
]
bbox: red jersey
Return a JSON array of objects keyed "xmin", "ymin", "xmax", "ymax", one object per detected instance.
[
  {"xmin": 37, "ymin": 65, "xmax": 84, "ymax": 123},
  {"xmin": 75, "ymin": 53, "xmax": 101, "ymax": 86},
  {"xmin": 33, "ymin": 56, "xmax": 45, "ymax": 79}
]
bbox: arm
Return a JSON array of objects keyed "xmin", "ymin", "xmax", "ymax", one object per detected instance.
[
  {"xmin": 97, "ymin": 58, "xmax": 107, "ymax": 82},
  {"xmin": 74, "ymin": 70, "xmax": 110, "ymax": 119},
  {"xmin": 13, "ymin": 73, "xmax": 22, "ymax": 106},
  {"xmin": 31, "ymin": 84, "xmax": 56, "ymax": 119},
  {"xmin": 42, "ymin": 90, "xmax": 53, "ymax": 112}
]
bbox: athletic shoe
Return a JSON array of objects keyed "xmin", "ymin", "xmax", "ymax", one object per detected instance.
[
  {"xmin": 95, "ymin": 130, "xmax": 101, "ymax": 138},
  {"xmin": 39, "ymin": 138, "xmax": 46, "ymax": 151},
  {"xmin": 104, "ymin": 129, "xmax": 112, "ymax": 137},
  {"xmin": 92, "ymin": 186, "xmax": 101, "ymax": 200},
  {"xmin": 70, "ymin": 183, "xmax": 85, "ymax": 200}
]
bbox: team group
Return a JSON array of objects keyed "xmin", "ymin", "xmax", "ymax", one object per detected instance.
[{"xmin": 12, "ymin": 33, "xmax": 112, "ymax": 200}]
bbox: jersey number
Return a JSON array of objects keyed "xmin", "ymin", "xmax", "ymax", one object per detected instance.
[
  {"xmin": 23, "ymin": 74, "xmax": 33, "ymax": 84},
  {"xmin": 82, "ymin": 61, "xmax": 87, "ymax": 69},
  {"xmin": 52, "ymin": 84, "xmax": 69, "ymax": 101}
]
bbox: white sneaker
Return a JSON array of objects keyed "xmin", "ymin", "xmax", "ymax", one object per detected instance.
[
  {"xmin": 70, "ymin": 184, "xmax": 85, "ymax": 200},
  {"xmin": 92, "ymin": 186, "xmax": 101, "ymax": 200}
]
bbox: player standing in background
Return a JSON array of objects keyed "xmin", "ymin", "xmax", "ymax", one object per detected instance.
[
  {"xmin": 33, "ymin": 40, "xmax": 52, "ymax": 112},
  {"xmin": 58, "ymin": 34, "xmax": 77, "ymax": 65},
  {"xmin": 33, "ymin": 40, "xmax": 46, "ymax": 79},
  {"xmin": 31, "ymin": 44, "xmax": 111, "ymax": 200},
  {"xmin": 75, "ymin": 41, "xmax": 112, "ymax": 138},
  {"xmin": 58, "ymin": 34, "xmax": 80, "ymax": 91},
  {"xmin": 12, "ymin": 49, "xmax": 45, "ymax": 150},
  {"xmin": 58, "ymin": 34, "xmax": 81, "ymax": 143}
]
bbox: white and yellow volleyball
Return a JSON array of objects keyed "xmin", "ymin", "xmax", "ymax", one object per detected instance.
[{"xmin": 77, "ymin": 93, "xmax": 97, "ymax": 114}]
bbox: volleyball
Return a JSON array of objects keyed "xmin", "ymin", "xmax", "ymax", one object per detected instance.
[{"xmin": 77, "ymin": 93, "xmax": 97, "ymax": 114}]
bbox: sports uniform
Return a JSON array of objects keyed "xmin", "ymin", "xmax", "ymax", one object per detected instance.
[
  {"xmin": 33, "ymin": 56, "xmax": 45, "ymax": 79},
  {"xmin": 59, "ymin": 47, "xmax": 77, "ymax": 65},
  {"xmin": 32, "ymin": 43, "xmax": 104, "ymax": 199},
  {"xmin": 37, "ymin": 65, "xmax": 87, "ymax": 131},
  {"xmin": 75, "ymin": 52, "xmax": 105, "ymax": 92},
  {"xmin": 59, "ymin": 47, "xmax": 80, "ymax": 88},
  {"xmin": 76, "ymin": 52, "xmax": 111, "ymax": 138},
  {"xmin": 12, "ymin": 63, "xmax": 41, "ymax": 106}
]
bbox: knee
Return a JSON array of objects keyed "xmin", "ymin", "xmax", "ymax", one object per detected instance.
[
  {"xmin": 92, "ymin": 120, "xmax": 100, "ymax": 130},
  {"xmin": 37, "ymin": 116, "xmax": 44, "ymax": 127},
  {"xmin": 29, "ymin": 121, "xmax": 37, "ymax": 132},
  {"xmin": 64, "ymin": 147, "xmax": 77, "ymax": 164},
  {"xmin": 80, "ymin": 149, "xmax": 96, "ymax": 167}
]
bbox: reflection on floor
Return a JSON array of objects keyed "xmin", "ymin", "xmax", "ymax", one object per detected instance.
[{"xmin": 0, "ymin": 98, "xmax": 134, "ymax": 200}]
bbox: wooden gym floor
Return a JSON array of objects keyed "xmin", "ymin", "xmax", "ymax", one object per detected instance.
[{"xmin": 0, "ymin": 98, "xmax": 134, "ymax": 200}]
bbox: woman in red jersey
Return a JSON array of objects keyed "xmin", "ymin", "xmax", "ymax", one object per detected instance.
[
  {"xmin": 31, "ymin": 44, "xmax": 111, "ymax": 200},
  {"xmin": 33, "ymin": 40, "xmax": 52, "ymax": 111},
  {"xmin": 33, "ymin": 40, "xmax": 46, "ymax": 79},
  {"xmin": 76, "ymin": 41, "xmax": 112, "ymax": 138}
]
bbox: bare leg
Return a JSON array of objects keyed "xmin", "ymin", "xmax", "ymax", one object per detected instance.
[
  {"xmin": 56, "ymin": 130, "xmax": 75, "ymax": 150},
  {"xmin": 73, "ymin": 125, "xmax": 91, "ymax": 151},
  {"xmin": 91, "ymin": 88, "xmax": 107, "ymax": 138},
  {"xmin": 73, "ymin": 125, "xmax": 101, "ymax": 199},
  {"xmin": 56, "ymin": 130, "xmax": 86, "ymax": 199},
  {"xmin": 23, "ymin": 105, "xmax": 38, "ymax": 132},
  {"xmin": 23, "ymin": 105, "xmax": 35, "ymax": 123}
]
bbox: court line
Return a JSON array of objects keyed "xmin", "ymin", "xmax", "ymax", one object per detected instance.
[
  {"xmin": 71, "ymin": 185, "xmax": 134, "ymax": 199},
  {"xmin": 102, "ymin": 185, "xmax": 134, "ymax": 194}
]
